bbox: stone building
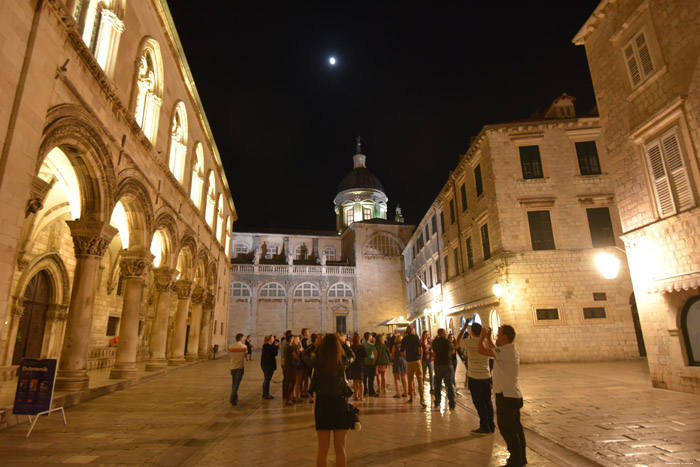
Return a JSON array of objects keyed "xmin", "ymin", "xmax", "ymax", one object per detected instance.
[
  {"xmin": 229, "ymin": 146, "xmax": 413, "ymax": 345},
  {"xmin": 0, "ymin": 0, "xmax": 236, "ymax": 390},
  {"xmin": 574, "ymin": 0, "xmax": 700, "ymax": 393},
  {"xmin": 404, "ymin": 94, "xmax": 645, "ymax": 363}
]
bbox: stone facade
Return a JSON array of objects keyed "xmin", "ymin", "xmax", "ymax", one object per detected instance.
[
  {"xmin": 574, "ymin": 0, "xmax": 700, "ymax": 393},
  {"xmin": 404, "ymin": 96, "xmax": 643, "ymax": 363},
  {"xmin": 0, "ymin": 0, "xmax": 236, "ymax": 388}
]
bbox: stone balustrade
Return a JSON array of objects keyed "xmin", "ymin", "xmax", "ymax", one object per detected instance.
[{"xmin": 231, "ymin": 264, "xmax": 355, "ymax": 276}]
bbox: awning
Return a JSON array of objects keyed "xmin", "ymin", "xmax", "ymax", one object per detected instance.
[
  {"xmin": 378, "ymin": 317, "xmax": 411, "ymax": 326},
  {"xmin": 445, "ymin": 295, "xmax": 499, "ymax": 313},
  {"xmin": 647, "ymin": 270, "xmax": 700, "ymax": 294}
]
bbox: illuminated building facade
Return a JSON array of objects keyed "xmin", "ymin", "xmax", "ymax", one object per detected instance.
[
  {"xmin": 575, "ymin": 0, "xmax": 700, "ymax": 393},
  {"xmin": 404, "ymin": 95, "xmax": 644, "ymax": 363},
  {"xmin": 0, "ymin": 0, "xmax": 236, "ymax": 389}
]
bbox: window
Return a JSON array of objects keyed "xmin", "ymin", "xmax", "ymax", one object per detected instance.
[
  {"xmin": 623, "ymin": 29, "xmax": 655, "ymax": 89},
  {"xmin": 424, "ymin": 225, "xmax": 430, "ymax": 241},
  {"xmin": 259, "ymin": 283, "xmax": 286, "ymax": 298},
  {"xmin": 417, "ymin": 233, "xmax": 424, "ymax": 251},
  {"xmin": 435, "ymin": 260, "xmax": 441, "ymax": 284},
  {"xmin": 593, "ymin": 292, "xmax": 607, "ymax": 301},
  {"xmin": 475, "ymin": 165, "xmax": 483, "ymax": 197},
  {"xmin": 225, "ymin": 217, "xmax": 232, "ymax": 257},
  {"xmin": 294, "ymin": 283, "xmax": 320, "ymax": 298},
  {"xmin": 587, "ymin": 207, "xmax": 616, "ymax": 247},
  {"xmin": 72, "ymin": 0, "xmax": 124, "ymax": 78},
  {"xmin": 431, "ymin": 214, "xmax": 437, "ymax": 235},
  {"xmin": 328, "ymin": 283, "xmax": 353, "ymax": 298},
  {"xmin": 205, "ymin": 172, "xmax": 216, "ymax": 228},
  {"xmin": 323, "ymin": 247, "xmax": 336, "ymax": 262},
  {"xmin": 645, "ymin": 128, "xmax": 694, "ymax": 218},
  {"xmin": 460, "ymin": 183, "xmax": 468, "ymax": 212},
  {"xmin": 449, "ymin": 199, "xmax": 456, "ymax": 224},
  {"xmin": 216, "ymin": 194, "xmax": 224, "ymax": 243},
  {"xmin": 363, "ymin": 207, "xmax": 372, "ymax": 220},
  {"xmin": 106, "ymin": 316, "xmax": 119, "ymax": 336},
  {"xmin": 444, "ymin": 255, "xmax": 450, "ymax": 282},
  {"xmin": 230, "ymin": 282, "xmax": 251, "ymax": 297},
  {"xmin": 575, "ymin": 141, "xmax": 601, "ymax": 176},
  {"xmin": 536, "ymin": 308, "xmax": 559, "ymax": 321},
  {"xmin": 191, "ymin": 143, "xmax": 205, "ymax": 209},
  {"xmin": 116, "ymin": 272, "xmax": 124, "ymax": 296},
  {"xmin": 134, "ymin": 41, "xmax": 163, "ymax": 143},
  {"xmin": 440, "ymin": 212, "xmax": 445, "ymax": 233},
  {"xmin": 466, "ymin": 237, "xmax": 474, "ymax": 269},
  {"xmin": 168, "ymin": 102, "xmax": 188, "ymax": 183},
  {"xmin": 527, "ymin": 211, "xmax": 556, "ymax": 250},
  {"xmin": 346, "ymin": 208, "xmax": 354, "ymax": 225},
  {"xmin": 519, "ymin": 145, "xmax": 543, "ymax": 179},
  {"xmin": 453, "ymin": 248, "xmax": 460, "ymax": 276},
  {"xmin": 583, "ymin": 307, "xmax": 606, "ymax": 319},
  {"xmin": 336, "ymin": 316, "xmax": 347, "ymax": 334},
  {"xmin": 480, "ymin": 223, "xmax": 491, "ymax": 260},
  {"xmin": 264, "ymin": 246, "xmax": 278, "ymax": 259},
  {"xmin": 234, "ymin": 243, "xmax": 249, "ymax": 258},
  {"xmin": 294, "ymin": 245, "xmax": 308, "ymax": 260},
  {"xmin": 681, "ymin": 297, "xmax": 700, "ymax": 366},
  {"xmin": 221, "ymin": 322, "xmax": 224, "ymax": 334},
  {"xmin": 429, "ymin": 267, "xmax": 433, "ymax": 288},
  {"xmin": 364, "ymin": 234, "xmax": 402, "ymax": 257}
]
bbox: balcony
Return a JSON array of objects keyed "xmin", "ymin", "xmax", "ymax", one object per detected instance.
[{"xmin": 231, "ymin": 264, "xmax": 356, "ymax": 276}]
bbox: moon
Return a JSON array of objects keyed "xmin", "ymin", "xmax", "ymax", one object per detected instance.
[{"xmin": 329, "ymin": 57, "xmax": 336, "ymax": 65}]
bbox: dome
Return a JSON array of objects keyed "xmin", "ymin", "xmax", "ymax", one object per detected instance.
[{"xmin": 336, "ymin": 154, "xmax": 384, "ymax": 193}]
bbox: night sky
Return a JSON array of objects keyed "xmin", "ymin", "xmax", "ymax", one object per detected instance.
[{"xmin": 167, "ymin": 1, "xmax": 601, "ymax": 232}]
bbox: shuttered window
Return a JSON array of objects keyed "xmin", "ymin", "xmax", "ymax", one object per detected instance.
[
  {"xmin": 460, "ymin": 183, "xmax": 468, "ymax": 211},
  {"xmin": 475, "ymin": 165, "xmax": 483, "ymax": 196},
  {"xmin": 466, "ymin": 237, "xmax": 474, "ymax": 269},
  {"xmin": 519, "ymin": 145, "xmax": 544, "ymax": 179},
  {"xmin": 644, "ymin": 128, "xmax": 694, "ymax": 218},
  {"xmin": 527, "ymin": 211, "xmax": 556, "ymax": 250},
  {"xmin": 586, "ymin": 207, "xmax": 616, "ymax": 248},
  {"xmin": 480, "ymin": 223, "xmax": 491, "ymax": 260},
  {"xmin": 623, "ymin": 30, "xmax": 655, "ymax": 88}
]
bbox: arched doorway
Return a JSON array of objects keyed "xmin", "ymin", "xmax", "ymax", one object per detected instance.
[
  {"xmin": 13, "ymin": 271, "xmax": 51, "ymax": 365},
  {"xmin": 630, "ymin": 293, "xmax": 646, "ymax": 357},
  {"xmin": 681, "ymin": 296, "xmax": 700, "ymax": 366}
]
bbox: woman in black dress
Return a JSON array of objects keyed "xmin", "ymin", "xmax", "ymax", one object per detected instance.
[
  {"xmin": 302, "ymin": 333, "xmax": 355, "ymax": 467},
  {"xmin": 348, "ymin": 333, "xmax": 366, "ymax": 401},
  {"xmin": 260, "ymin": 335, "xmax": 278, "ymax": 399}
]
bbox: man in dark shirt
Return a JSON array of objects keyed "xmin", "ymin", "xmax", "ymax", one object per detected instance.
[
  {"xmin": 400, "ymin": 325, "xmax": 426, "ymax": 406},
  {"xmin": 431, "ymin": 328, "xmax": 455, "ymax": 410}
]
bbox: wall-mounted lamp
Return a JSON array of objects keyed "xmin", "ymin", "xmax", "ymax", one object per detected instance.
[
  {"xmin": 596, "ymin": 252, "xmax": 621, "ymax": 280},
  {"xmin": 492, "ymin": 282, "xmax": 503, "ymax": 298}
]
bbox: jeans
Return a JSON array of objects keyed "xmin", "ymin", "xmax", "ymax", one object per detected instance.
[
  {"xmin": 495, "ymin": 393, "xmax": 526, "ymax": 466},
  {"xmin": 468, "ymin": 377, "xmax": 495, "ymax": 432},
  {"xmin": 433, "ymin": 364, "xmax": 455, "ymax": 408},
  {"xmin": 422, "ymin": 359, "xmax": 434, "ymax": 390},
  {"xmin": 364, "ymin": 364, "xmax": 376, "ymax": 395},
  {"xmin": 230, "ymin": 368, "xmax": 244, "ymax": 404},
  {"xmin": 261, "ymin": 364, "xmax": 275, "ymax": 397}
]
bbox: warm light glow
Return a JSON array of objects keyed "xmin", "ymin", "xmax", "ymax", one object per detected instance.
[
  {"xmin": 329, "ymin": 57, "xmax": 336, "ymax": 65},
  {"xmin": 492, "ymin": 282, "xmax": 503, "ymax": 298},
  {"xmin": 44, "ymin": 147, "xmax": 81, "ymax": 219},
  {"xmin": 110, "ymin": 201, "xmax": 129, "ymax": 249},
  {"xmin": 596, "ymin": 252, "xmax": 621, "ymax": 279},
  {"xmin": 150, "ymin": 231, "xmax": 165, "ymax": 268}
]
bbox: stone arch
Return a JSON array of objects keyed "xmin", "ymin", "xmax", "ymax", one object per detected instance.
[
  {"xmin": 193, "ymin": 249, "xmax": 209, "ymax": 285},
  {"xmin": 363, "ymin": 231, "xmax": 404, "ymax": 257},
  {"xmin": 152, "ymin": 211, "xmax": 179, "ymax": 269},
  {"xmin": 131, "ymin": 36, "xmax": 164, "ymax": 144},
  {"xmin": 38, "ymin": 105, "xmax": 117, "ymax": 222},
  {"xmin": 114, "ymin": 175, "xmax": 155, "ymax": 249},
  {"xmin": 206, "ymin": 261, "xmax": 218, "ymax": 291},
  {"xmin": 176, "ymin": 235, "xmax": 197, "ymax": 281},
  {"xmin": 13, "ymin": 253, "xmax": 70, "ymax": 309}
]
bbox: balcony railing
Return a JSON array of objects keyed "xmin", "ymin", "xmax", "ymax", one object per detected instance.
[{"xmin": 231, "ymin": 264, "xmax": 356, "ymax": 276}]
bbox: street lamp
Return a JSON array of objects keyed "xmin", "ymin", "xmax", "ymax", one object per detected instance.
[
  {"xmin": 492, "ymin": 282, "xmax": 503, "ymax": 298},
  {"xmin": 596, "ymin": 251, "xmax": 621, "ymax": 279}
]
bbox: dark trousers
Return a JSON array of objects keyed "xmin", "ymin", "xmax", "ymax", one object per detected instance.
[
  {"xmin": 468, "ymin": 377, "xmax": 495, "ymax": 432},
  {"xmin": 282, "ymin": 365, "xmax": 295, "ymax": 400},
  {"xmin": 495, "ymin": 393, "xmax": 526, "ymax": 466},
  {"xmin": 261, "ymin": 364, "xmax": 275, "ymax": 397},
  {"xmin": 364, "ymin": 364, "xmax": 376, "ymax": 395},
  {"xmin": 230, "ymin": 368, "xmax": 244, "ymax": 404},
  {"xmin": 433, "ymin": 364, "xmax": 455, "ymax": 408}
]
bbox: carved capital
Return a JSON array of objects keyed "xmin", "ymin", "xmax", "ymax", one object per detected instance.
[
  {"xmin": 153, "ymin": 267, "xmax": 178, "ymax": 293},
  {"xmin": 106, "ymin": 280, "xmax": 116, "ymax": 295},
  {"xmin": 67, "ymin": 221, "xmax": 118, "ymax": 258},
  {"xmin": 202, "ymin": 292, "xmax": 216, "ymax": 311},
  {"xmin": 119, "ymin": 246, "xmax": 154, "ymax": 280},
  {"xmin": 47, "ymin": 304, "xmax": 69, "ymax": 321},
  {"xmin": 191, "ymin": 285, "xmax": 205, "ymax": 305},
  {"xmin": 175, "ymin": 279, "xmax": 194, "ymax": 299},
  {"xmin": 11, "ymin": 298, "xmax": 25, "ymax": 318}
]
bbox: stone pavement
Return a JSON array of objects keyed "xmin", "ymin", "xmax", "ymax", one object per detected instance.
[{"xmin": 0, "ymin": 356, "xmax": 696, "ymax": 466}]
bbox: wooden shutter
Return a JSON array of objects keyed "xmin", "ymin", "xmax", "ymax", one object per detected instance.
[
  {"xmin": 635, "ymin": 31, "xmax": 654, "ymax": 77},
  {"xmin": 645, "ymin": 139, "xmax": 675, "ymax": 217},
  {"xmin": 624, "ymin": 41, "xmax": 642, "ymax": 87},
  {"xmin": 662, "ymin": 130, "xmax": 694, "ymax": 211}
]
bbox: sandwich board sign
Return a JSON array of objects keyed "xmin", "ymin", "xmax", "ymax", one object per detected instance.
[{"xmin": 13, "ymin": 358, "xmax": 66, "ymax": 436}]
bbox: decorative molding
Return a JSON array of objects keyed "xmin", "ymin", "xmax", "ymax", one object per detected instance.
[
  {"xmin": 191, "ymin": 285, "xmax": 205, "ymax": 305},
  {"xmin": 175, "ymin": 279, "xmax": 194, "ymax": 299},
  {"xmin": 518, "ymin": 197, "xmax": 557, "ymax": 208},
  {"xmin": 47, "ymin": 304, "xmax": 69, "ymax": 321}
]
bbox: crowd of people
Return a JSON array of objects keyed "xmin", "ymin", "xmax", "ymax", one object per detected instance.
[{"xmin": 228, "ymin": 323, "xmax": 526, "ymax": 467}]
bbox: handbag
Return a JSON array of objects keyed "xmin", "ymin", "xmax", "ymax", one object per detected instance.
[{"xmin": 345, "ymin": 399, "xmax": 361, "ymax": 430}]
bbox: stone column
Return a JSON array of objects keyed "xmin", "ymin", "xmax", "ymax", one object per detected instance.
[
  {"xmin": 4, "ymin": 299, "xmax": 25, "ymax": 365},
  {"xmin": 56, "ymin": 220, "xmax": 116, "ymax": 391},
  {"xmin": 168, "ymin": 279, "xmax": 193, "ymax": 366},
  {"xmin": 110, "ymin": 246, "xmax": 153, "ymax": 379},
  {"xmin": 185, "ymin": 285, "xmax": 204, "ymax": 361},
  {"xmin": 198, "ymin": 292, "xmax": 215, "ymax": 359},
  {"xmin": 146, "ymin": 267, "xmax": 177, "ymax": 371},
  {"xmin": 45, "ymin": 304, "xmax": 69, "ymax": 359}
]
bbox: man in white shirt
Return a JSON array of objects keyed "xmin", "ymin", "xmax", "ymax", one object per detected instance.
[
  {"xmin": 458, "ymin": 322, "xmax": 495, "ymax": 434},
  {"xmin": 478, "ymin": 325, "xmax": 526, "ymax": 467},
  {"xmin": 229, "ymin": 333, "xmax": 247, "ymax": 406}
]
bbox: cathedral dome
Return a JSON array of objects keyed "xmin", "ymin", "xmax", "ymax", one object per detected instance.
[{"xmin": 337, "ymin": 155, "xmax": 385, "ymax": 193}]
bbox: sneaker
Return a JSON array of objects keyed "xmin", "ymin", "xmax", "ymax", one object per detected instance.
[
  {"xmin": 471, "ymin": 428, "xmax": 493, "ymax": 435},
  {"xmin": 420, "ymin": 399, "xmax": 427, "ymax": 407}
]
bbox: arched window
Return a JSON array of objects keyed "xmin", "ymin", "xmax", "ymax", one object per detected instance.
[
  {"xmin": 190, "ymin": 143, "xmax": 204, "ymax": 209},
  {"xmin": 134, "ymin": 40, "xmax": 163, "ymax": 143},
  {"xmin": 363, "ymin": 233, "xmax": 402, "ymax": 257},
  {"xmin": 216, "ymin": 194, "xmax": 224, "ymax": 243},
  {"xmin": 234, "ymin": 243, "xmax": 249, "ymax": 258},
  {"xmin": 682, "ymin": 297, "xmax": 700, "ymax": 366},
  {"xmin": 225, "ymin": 216, "xmax": 232, "ymax": 257},
  {"xmin": 72, "ymin": 0, "xmax": 124, "ymax": 78},
  {"xmin": 168, "ymin": 102, "xmax": 188, "ymax": 183},
  {"xmin": 259, "ymin": 282, "xmax": 286, "ymax": 298},
  {"xmin": 230, "ymin": 282, "xmax": 251, "ymax": 298},
  {"xmin": 294, "ymin": 245, "xmax": 308, "ymax": 260},
  {"xmin": 294, "ymin": 282, "xmax": 321, "ymax": 298},
  {"xmin": 323, "ymin": 247, "xmax": 336, "ymax": 262},
  {"xmin": 328, "ymin": 283, "xmax": 353, "ymax": 298},
  {"xmin": 205, "ymin": 171, "xmax": 216, "ymax": 228}
]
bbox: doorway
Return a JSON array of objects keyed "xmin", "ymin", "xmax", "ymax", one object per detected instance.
[
  {"xmin": 629, "ymin": 293, "xmax": 647, "ymax": 357},
  {"xmin": 13, "ymin": 270, "xmax": 51, "ymax": 365}
]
